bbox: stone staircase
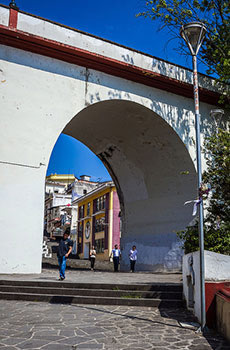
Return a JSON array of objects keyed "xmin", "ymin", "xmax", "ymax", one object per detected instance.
[
  {"xmin": 42, "ymin": 240, "xmax": 52, "ymax": 259},
  {"xmin": 0, "ymin": 280, "xmax": 184, "ymax": 308}
]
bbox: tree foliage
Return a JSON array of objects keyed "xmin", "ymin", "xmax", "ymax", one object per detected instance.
[
  {"xmin": 176, "ymin": 129, "xmax": 230, "ymax": 255},
  {"xmin": 137, "ymin": 1, "xmax": 230, "ymax": 105}
]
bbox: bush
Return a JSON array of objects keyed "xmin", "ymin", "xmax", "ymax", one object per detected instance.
[{"xmin": 177, "ymin": 129, "xmax": 230, "ymax": 255}]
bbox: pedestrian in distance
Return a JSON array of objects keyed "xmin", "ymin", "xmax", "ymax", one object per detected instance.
[
  {"xmin": 89, "ymin": 245, "xmax": 96, "ymax": 271},
  {"xmin": 129, "ymin": 245, "xmax": 137, "ymax": 272},
  {"xmin": 110, "ymin": 244, "xmax": 121, "ymax": 272},
  {"xmin": 57, "ymin": 231, "xmax": 73, "ymax": 280}
]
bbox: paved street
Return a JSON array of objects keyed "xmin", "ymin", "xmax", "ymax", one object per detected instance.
[
  {"xmin": 0, "ymin": 299, "xmax": 229, "ymax": 350},
  {"xmin": 0, "ymin": 270, "xmax": 229, "ymax": 349}
]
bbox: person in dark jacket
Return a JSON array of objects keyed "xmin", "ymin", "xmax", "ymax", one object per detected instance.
[{"xmin": 57, "ymin": 232, "xmax": 73, "ymax": 280}]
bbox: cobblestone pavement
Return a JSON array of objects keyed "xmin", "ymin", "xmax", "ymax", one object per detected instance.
[{"xmin": 0, "ymin": 300, "xmax": 229, "ymax": 350}]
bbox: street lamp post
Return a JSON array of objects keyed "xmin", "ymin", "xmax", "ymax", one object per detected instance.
[{"xmin": 180, "ymin": 22, "xmax": 207, "ymax": 332}]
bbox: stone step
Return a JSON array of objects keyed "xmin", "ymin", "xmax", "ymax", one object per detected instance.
[
  {"xmin": 0, "ymin": 291, "xmax": 184, "ymax": 307},
  {"xmin": 0, "ymin": 280, "xmax": 182, "ymax": 292},
  {"xmin": 0, "ymin": 285, "xmax": 182, "ymax": 300},
  {"xmin": 0, "ymin": 280, "xmax": 184, "ymax": 307}
]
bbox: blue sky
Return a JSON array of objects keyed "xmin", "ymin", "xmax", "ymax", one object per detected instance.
[{"xmin": 1, "ymin": 0, "xmax": 207, "ymax": 181}]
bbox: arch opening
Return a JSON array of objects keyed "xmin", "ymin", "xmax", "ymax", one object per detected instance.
[{"xmin": 61, "ymin": 99, "xmax": 196, "ymax": 272}]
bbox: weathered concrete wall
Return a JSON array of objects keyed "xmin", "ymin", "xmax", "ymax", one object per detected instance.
[
  {"xmin": 0, "ymin": 7, "xmax": 220, "ymax": 273},
  {"xmin": 216, "ymin": 291, "xmax": 230, "ymax": 342},
  {"xmin": 0, "ymin": 6, "xmax": 9, "ymax": 26},
  {"xmin": 0, "ymin": 43, "xmax": 217, "ymax": 273},
  {"xmin": 183, "ymin": 251, "xmax": 230, "ymax": 323},
  {"xmin": 15, "ymin": 8, "xmax": 217, "ymax": 92}
]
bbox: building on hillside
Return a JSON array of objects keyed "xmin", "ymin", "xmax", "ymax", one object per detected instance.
[
  {"xmin": 44, "ymin": 175, "xmax": 75, "ymax": 238},
  {"xmin": 72, "ymin": 182, "xmax": 120, "ymax": 260},
  {"xmin": 44, "ymin": 193, "xmax": 72, "ymax": 238},
  {"xmin": 44, "ymin": 175, "xmax": 100, "ymax": 248}
]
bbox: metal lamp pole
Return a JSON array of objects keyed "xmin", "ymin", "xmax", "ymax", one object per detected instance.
[{"xmin": 180, "ymin": 22, "xmax": 207, "ymax": 332}]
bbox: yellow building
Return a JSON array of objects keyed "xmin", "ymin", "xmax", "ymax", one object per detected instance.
[
  {"xmin": 73, "ymin": 182, "xmax": 120, "ymax": 261},
  {"xmin": 46, "ymin": 174, "xmax": 76, "ymax": 184}
]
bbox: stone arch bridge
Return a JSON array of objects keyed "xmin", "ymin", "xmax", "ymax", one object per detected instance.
[{"xmin": 0, "ymin": 4, "xmax": 220, "ymax": 273}]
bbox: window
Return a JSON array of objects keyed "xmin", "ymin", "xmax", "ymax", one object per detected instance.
[
  {"xmin": 79, "ymin": 205, "xmax": 84, "ymax": 219},
  {"xmin": 87, "ymin": 202, "xmax": 90, "ymax": 216},
  {"xmin": 83, "ymin": 189, "xmax": 87, "ymax": 195},
  {"xmin": 95, "ymin": 218, "xmax": 104, "ymax": 232},
  {"xmin": 96, "ymin": 198, "xmax": 100, "ymax": 212},
  {"xmin": 95, "ymin": 239, "xmax": 104, "ymax": 253},
  {"xmin": 95, "ymin": 195, "xmax": 106, "ymax": 212}
]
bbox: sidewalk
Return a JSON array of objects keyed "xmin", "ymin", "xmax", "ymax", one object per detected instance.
[{"xmin": 0, "ymin": 267, "xmax": 182, "ymax": 285}]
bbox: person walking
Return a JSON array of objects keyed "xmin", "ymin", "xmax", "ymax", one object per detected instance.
[
  {"xmin": 89, "ymin": 245, "xmax": 96, "ymax": 271},
  {"xmin": 57, "ymin": 231, "xmax": 73, "ymax": 280},
  {"xmin": 129, "ymin": 245, "xmax": 137, "ymax": 272},
  {"xmin": 110, "ymin": 244, "xmax": 121, "ymax": 272}
]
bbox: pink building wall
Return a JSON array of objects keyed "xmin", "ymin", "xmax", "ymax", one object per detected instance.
[{"xmin": 112, "ymin": 191, "xmax": 120, "ymax": 248}]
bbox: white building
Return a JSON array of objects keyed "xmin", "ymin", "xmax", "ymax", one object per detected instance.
[
  {"xmin": 45, "ymin": 181, "xmax": 66, "ymax": 196},
  {"xmin": 45, "ymin": 175, "xmax": 100, "ymax": 249},
  {"xmin": 68, "ymin": 175, "xmax": 100, "ymax": 201}
]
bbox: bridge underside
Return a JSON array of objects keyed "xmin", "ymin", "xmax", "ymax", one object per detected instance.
[{"xmin": 64, "ymin": 100, "xmax": 196, "ymax": 271}]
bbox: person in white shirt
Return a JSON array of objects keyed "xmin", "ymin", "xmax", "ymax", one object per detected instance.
[
  {"xmin": 89, "ymin": 245, "xmax": 96, "ymax": 271},
  {"xmin": 110, "ymin": 244, "xmax": 121, "ymax": 272},
  {"xmin": 129, "ymin": 245, "xmax": 137, "ymax": 272}
]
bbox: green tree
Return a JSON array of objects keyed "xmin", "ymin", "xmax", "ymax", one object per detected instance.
[
  {"xmin": 177, "ymin": 129, "xmax": 230, "ymax": 254},
  {"xmin": 137, "ymin": 0, "xmax": 230, "ymax": 105}
]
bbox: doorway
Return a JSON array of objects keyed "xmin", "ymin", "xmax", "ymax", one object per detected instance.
[{"xmin": 84, "ymin": 242, "xmax": 90, "ymax": 260}]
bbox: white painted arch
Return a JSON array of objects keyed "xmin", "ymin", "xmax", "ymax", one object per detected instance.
[
  {"xmin": 0, "ymin": 9, "xmax": 219, "ymax": 273},
  {"xmin": 63, "ymin": 100, "xmax": 197, "ymax": 271}
]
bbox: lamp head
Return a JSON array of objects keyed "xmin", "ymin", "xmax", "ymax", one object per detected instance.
[
  {"xmin": 210, "ymin": 109, "xmax": 224, "ymax": 129},
  {"xmin": 9, "ymin": 0, "xmax": 19, "ymax": 10},
  {"xmin": 210, "ymin": 109, "xmax": 225, "ymax": 119},
  {"xmin": 180, "ymin": 22, "xmax": 207, "ymax": 56}
]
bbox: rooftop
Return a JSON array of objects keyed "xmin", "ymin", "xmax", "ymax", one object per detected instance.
[{"xmin": 73, "ymin": 181, "xmax": 114, "ymax": 204}]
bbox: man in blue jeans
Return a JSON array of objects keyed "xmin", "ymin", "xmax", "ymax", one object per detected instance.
[
  {"xmin": 57, "ymin": 232, "xmax": 73, "ymax": 280},
  {"xmin": 110, "ymin": 244, "xmax": 121, "ymax": 272}
]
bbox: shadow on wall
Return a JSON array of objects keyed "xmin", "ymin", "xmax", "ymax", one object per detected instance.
[
  {"xmin": 84, "ymin": 69, "xmax": 219, "ymax": 151},
  {"xmin": 63, "ymin": 99, "xmax": 200, "ymax": 271}
]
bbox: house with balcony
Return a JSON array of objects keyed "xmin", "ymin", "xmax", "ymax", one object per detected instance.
[{"xmin": 44, "ymin": 174, "xmax": 100, "ymax": 248}]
